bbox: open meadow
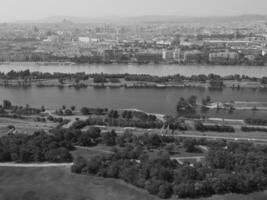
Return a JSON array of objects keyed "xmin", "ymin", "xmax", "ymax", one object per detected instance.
[
  {"xmin": 1, "ymin": 166, "xmax": 267, "ymax": 200},
  {"xmin": 0, "ymin": 166, "xmax": 161, "ymax": 200}
]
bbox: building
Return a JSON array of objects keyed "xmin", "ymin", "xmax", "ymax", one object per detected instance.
[
  {"xmin": 156, "ymin": 40, "xmax": 171, "ymax": 46},
  {"xmin": 182, "ymin": 50, "xmax": 204, "ymax": 63},
  {"xmin": 245, "ymin": 36, "xmax": 266, "ymax": 43},
  {"xmin": 162, "ymin": 49, "xmax": 181, "ymax": 61},
  {"xmin": 135, "ymin": 50, "xmax": 162, "ymax": 64},
  {"xmin": 204, "ymin": 40, "xmax": 251, "ymax": 49},
  {"xmin": 78, "ymin": 37, "xmax": 90, "ymax": 43},
  {"xmin": 238, "ymin": 48, "xmax": 263, "ymax": 56},
  {"xmin": 209, "ymin": 50, "xmax": 239, "ymax": 63},
  {"xmin": 173, "ymin": 48, "xmax": 181, "ymax": 61},
  {"xmin": 162, "ymin": 50, "xmax": 174, "ymax": 60}
]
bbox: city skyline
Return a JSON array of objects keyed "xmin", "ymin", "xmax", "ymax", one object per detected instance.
[{"xmin": 1, "ymin": 0, "xmax": 267, "ymax": 22}]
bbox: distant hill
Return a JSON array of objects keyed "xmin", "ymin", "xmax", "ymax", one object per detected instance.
[{"xmin": 15, "ymin": 14, "xmax": 267, "ymax": 24}]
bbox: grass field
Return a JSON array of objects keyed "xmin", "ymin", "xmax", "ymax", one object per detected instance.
[
  {"xmin": 197, "ymin": 192, "xmax": 267, "ymax": 200},
  {"xmin": 0, "ymin": 145, "xmax": 266, "ymax": 200},
  {"xmin": 1, "ymin": 166, "xmax": 267, "ymax": 200},
  {"xmin": 71, "ymin": 145, "xmax": 113, "ymax": 160},
  {"xmin": 1, "ymin": 119, "xmax": 267, "ymax": 200},
  {"xmin": 0, "ymin": 117, "xmax": 55, "ymax": 136},
  {"xmin": 0, "ymin": 166, "xmax": 161, "ymax": 200}
]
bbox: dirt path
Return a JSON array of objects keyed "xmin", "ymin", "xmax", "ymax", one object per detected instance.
[{"xmin": 0, "ymin": 162, "xmax": 73, "ymax": 168}]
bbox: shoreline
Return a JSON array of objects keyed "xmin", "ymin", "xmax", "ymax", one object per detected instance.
[
  {"xmin": 1, "ymin": 61, "xmax": 267, "ymax": 67},
  {"xmin": 0, "ymin": 82, "xmax": 266, "ymax": 89}
]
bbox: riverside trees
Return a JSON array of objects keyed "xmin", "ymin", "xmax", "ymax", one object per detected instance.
[{"xmin": 176, "ymin": 95, "xmax": 197, "ymax": 115}]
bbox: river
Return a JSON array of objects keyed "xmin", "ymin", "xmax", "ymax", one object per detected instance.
[
  {"xmin": 0, "ymin": 63, "xmax": 267, "ymax": 119},
  {"xmin": 0, "ymin": 86, "xmax": 266, "ymax": 119},
  {"xmin": 0, "ymin": 63, "xmax": 267, "ymax": 77}
]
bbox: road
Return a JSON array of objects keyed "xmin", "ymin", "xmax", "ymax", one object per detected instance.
[
  {"xmin": 173, "ymin": 134, "xmax": 267, "ymax": 142},
  {"xmin": 128, "ymin": 128, "xmax": 267, "ymax": 143},
  {"xmin": 171, "ymin": 156, "xmax": 205, "ymax": 160}
]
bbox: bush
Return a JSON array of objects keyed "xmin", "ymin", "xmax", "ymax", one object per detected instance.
[
  {"xmin": 71, "ymin": 156, "xmax": 87, "ymax": 173},
  {"xmin": 64, "ymin": 109, "xmax": 73, "ymax": 116},
  {"xmin": 195, "ymin": 122, "xmax": 235, "ymax": 132},
  {"xmin": 45, "ymin": 147, "xmax": 73, "ymax": 163},
  {"xmin": 241, "ymin": 126, "xmax": 267, "ymax": 132},
  {"xmin": 245, "ymin": 118, "xmax": 267, "ymax": 126},
  {"xmin": 7, "ymin": 125, "xmax": 15, "ymax": 129}
]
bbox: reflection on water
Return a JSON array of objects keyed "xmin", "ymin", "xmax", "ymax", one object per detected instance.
[{"xmin": 0, "ymin": 63, "xmax": 267, "ymax": 77}]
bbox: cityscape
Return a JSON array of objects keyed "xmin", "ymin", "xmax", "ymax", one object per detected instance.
[
  {"xmin": 1, "ymin": 1, "xmax": 267, "ymax": 200},
  {"xmin": 1, "ymin": 15, "xmax": 267, "ymax": 65}
]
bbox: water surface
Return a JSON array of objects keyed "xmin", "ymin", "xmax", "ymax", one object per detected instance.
[
  {"xmin": 0, "ymin": 86, "xmax": 266, "ymax": 119},
  {"xmin": 0, "ymin": 63, "xmax": 267, "ymax": 77}
]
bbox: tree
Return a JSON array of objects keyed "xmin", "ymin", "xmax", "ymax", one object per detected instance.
[
  {"xmin": 87, "ymin": 155, "xmax": 103, "ymax": 174},
  {"xmin": 0, "ymin": 150, "xmax": 11, "ymax": 162},
  {"xmin": 158, "ymin": 183, "xmax": 172, "ymax": 198},
  {"xmin": 183, "ymin": 138, "xmax": 199, "ymax": 153},
  {"xmin": 116, "ymin": 135, "xmax": 126, "ymax": 147},
  {"xmin": 145, "ymin": 180, "xmax": 161, "ymax": 195},
  {"xmin": 81, "ymin": 107, "xmax": 90, "ymax": 115},
  {"xmin": 64, "ymin": 109, "xmax": 73, "ymax": 116},
  {"xmin": 101, "ymin": 130, "xmax": 117, "ymax": 146},
  {"xmin": 202, "ymin": 96, "xmax": 211, "ymax": 106},
  {"xmin": 45, "ymin": 147, "xmax": 73, "ymax": 163},
  {"xmin": 107, "ymin": 162, "xmax": 120, "ymax": 178},
  {"xmin": 176, "ymin": 96, "xmax": 197, "ymax": 115},
  {"xmin": 75, "ymin": 78, "xmax": 80, "ymax": 84},
  {"xmin": 41, "ymin": 106, "xmax": 46, "ymax": 112},
  {"xmin": 173, "ymin": 182, "xmax": 196, "ymax": 198},
  {"xmin": 87, "ymin": 127, "xmax": 101, "ymax": 140},
  {"xmin": 3, "ymin": 100, "xmax": 12, "ymax": 109},
  {"xmin": 71, "ymin": 156, "xmax": 87, "ymax": 173},
  {"xmin": 148, "ymin": 134, "xmax": 162, "ymax": 147},
  {"xmin": 188, "ymin": 95, "xmax": 197, "ymax": 107},
  {"xmin": 108, "ymin": 110, "xmax": 119, "ymax": 119},
  {"xmin": 209, "ymin": 79, "xmax": 224, "ymax": 88},
  {"xmin": 71, "ymin": 105, "xmax": 76, "ymax": 111},
  {"xmin": 58, "ymin": 78, "xmax": 64, "ymax": 85}
]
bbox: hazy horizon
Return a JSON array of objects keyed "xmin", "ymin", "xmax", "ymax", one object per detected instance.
[{"xmin": 1, "ymin": 0, "xmax": 267, "ymax": 22}]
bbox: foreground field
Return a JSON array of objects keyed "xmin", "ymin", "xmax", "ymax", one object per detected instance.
[
  {"xmin": 0, "ymin": 166, "xmax": 267, "ymax": 200},
  {"xmin": 0, "ymin": 117, "xmax": 55, "ymax": 136},
  {"xmin": 0, "ymin": 166, "xmax": 161, "ymax": 200}
]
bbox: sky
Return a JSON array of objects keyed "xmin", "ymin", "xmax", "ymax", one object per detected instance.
[{"xmin": 0, "ymin": 0, "xmax": 267, "ymax": 22}]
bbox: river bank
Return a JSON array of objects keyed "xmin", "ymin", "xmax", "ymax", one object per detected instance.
[
  {"xmin": 0, "ymin": 77, "xmax": 266, "ymax": 89},
  {"xmin": 1, "ymin": 61, "xmax": 267, "ymax": 67},
  {"xmin": 0, "ymin": 63, "xmax": 267, "ymax": 77}
]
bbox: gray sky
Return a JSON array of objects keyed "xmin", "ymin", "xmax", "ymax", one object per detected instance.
[{"xmin": 1, "ymin": 0, "xmax": 267, "ymax": 22}]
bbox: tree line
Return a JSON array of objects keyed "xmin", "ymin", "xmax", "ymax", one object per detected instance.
[
  {"xmin": 1, "ymin": 70, "xmax": 264, "ymax": 84},
  {"xmin": 71, "ymin": 132, "xmax": 267, "ymax": 199},
  {"xmin": 0, "ymin": 131, "xmax": 73, "ymax": 163}
]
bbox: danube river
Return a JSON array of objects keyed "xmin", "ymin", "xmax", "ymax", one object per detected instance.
[
  {"xmin": 0, "ymin": 86, "xmax": 266, "ymax": 119},
  {"xmin": 0, "ymin": 63, "xmax": 267, "ymax": 119},
  {"xmin": 0, "ymin": 63, "xmax": 267, "ymax": 77}
]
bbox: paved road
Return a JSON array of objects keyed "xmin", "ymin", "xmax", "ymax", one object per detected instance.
[
  {"xmin": 171, "ymin": 156, "xmax": 205, "ymax": 160},
  {"xmin": 0, "ymin": 162, "xmax": 73, "ymax": 167},
  {"xmin": 173, "ymin": 134, "xmax": 267, "ymax": 142},
  {"xmin": 130, "ymin": 128, "xmax": 267, "ymax": 142}
]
